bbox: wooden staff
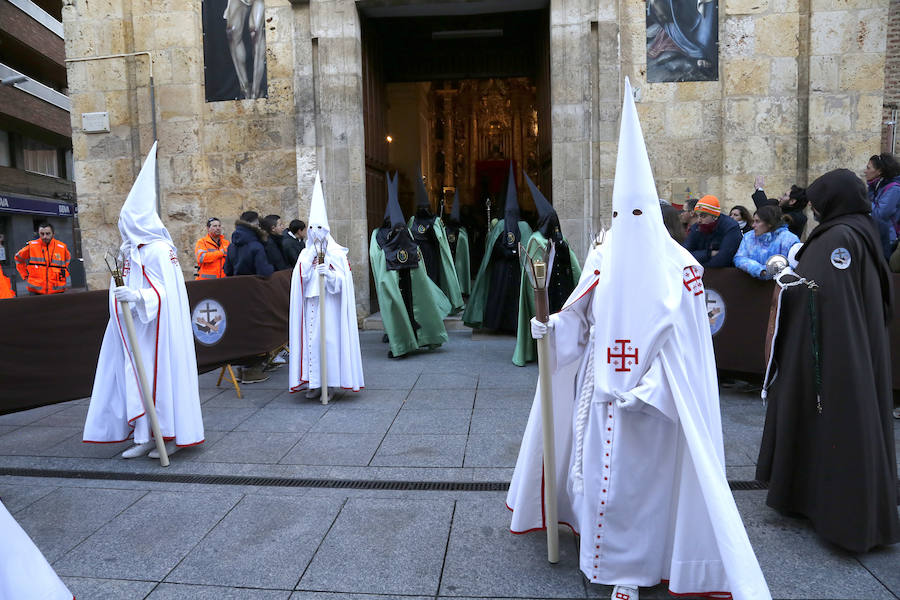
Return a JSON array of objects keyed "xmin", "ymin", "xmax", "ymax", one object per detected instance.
[
  {"xmin": 316, "ymin": 241, "xmax": 329, "ymax": 405},
  {"xmin": 520, "ymin": 241, "xmax": 559, "ymax": 564},
  {"xmin": 109, "ymin": 262, "xmax": 169, "ymax": 466}
]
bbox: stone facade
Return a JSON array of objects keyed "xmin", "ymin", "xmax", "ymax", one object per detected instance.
[{"xmin": 64, "ymin": 0, "xmax": 891, "ymax": 313}]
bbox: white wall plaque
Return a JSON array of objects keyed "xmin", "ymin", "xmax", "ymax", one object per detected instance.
[{"xmin": 82, "ymin": 112, "xmax": 110, "ymax": 133}]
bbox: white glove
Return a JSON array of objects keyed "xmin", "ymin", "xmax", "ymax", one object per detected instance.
[
  {"xmin": 530, "ymin": 315, "xmax": 555, "ymax": 340},
  {"xmin": 612, "ymin": 389, "xmax": 640, "ymax": 410},
  {"xmin": 316, "ymin": 263, "xmax": 328, "ymax": 277},
  {"xmin": 114, "ymin": 286, "xmax": 141, "ymax": 303}
]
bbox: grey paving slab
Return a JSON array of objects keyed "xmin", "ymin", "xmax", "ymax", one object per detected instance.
[
  {"xmin": 199, "ymin": 387, "xmax": 226, "ymax": 402},
  {"xmin": 31, "ymin": 403, "xmax": 90, "ymax": 427},
  {"xmin": 290, "ymin": 594, "xmax": 431, "ymax": 600},
  {"xmin": 44, "ymin": 435, "xmax": 133, "ymax": 459},
  {"xmin": 298, "ymin": 497, "xmax": 453, "ymax": 595},
  {"xmin": 439, "ymin": 495, "xmax": 586, "ymax": 598},
  {"xmin": 0, "ymin": 425, "xmax": 19, "ymax": 436},
  {"xmin": 734, "ymin": 491, "xmax": 896, "ymax": 600},
  {"xmin": 476, "ymin": 365, "xmax": 539, "ymax": 389},
  {"xmin": 0, "ymin": 403, "xmax": 69, "ymax": 426},
  {"xmin": 0, "ymin": 482, "xmax": 57, "ymax": 513},
  {"xmin": 264, "ymin": 390, "xmax": 327, "ymax": 408},
  {"xmin": 192, "ymin": 431, "xmax": 303, "ymax": 464},
  {"xmin": 464, "ymin": 432, "xmax": 524, "ymax": 468},
  {"xmin": 163, "ymin": 430, "xmax": 228, "ymax": 462},
  {"xmin": 0, "ymin": 425, "xmax": 81, "ymax": 455},
  {"xmin": 203, "ymin": 387, "xmax": 284, "ymax": 408},
  {"xmin": 233, "ymin": 407, "xmax": 324, "ymax": 433},
  {"xmin": 472, "ymin": 467, "xmax": 515, "ymax": 482},
  {"xmin": 149, "ymin": 584, "xmax": 292, "ymax": 599},
  {"xmin": 470, "ymin": 407, "xmax": 531, "ymax": 435},
  {"xmin": 371, "ymin": 434, "xmax": 467, "ymax": 467},
  {"xmin": 53, "ymin": 490, "xmax": 242, "ymax": 581},
  {"xmin": 200, "ymin": 406, "xmax": 258, "ymax": 431},
  {"xmin": 474, "ymin": 386, "xmax": 538, "ymax": 409},
  {"xmin": 390, "ymin": 408, "xmax": 472, "ymax": 434},
  {"xmin": 857, "ymin": 543, "xmax": 900, "ymax": 598},
  {"xmin": 361, "ymin": 370, "xmax": 421, "ymax": 389},
  {"xmin": 413, "ymin": 372, "xmax": 478, "ymax": 390},
  {"xmin": 402, "ymin": 387, "xmax": 475, "ymax": 410},
  {"xmin": 166, "ymin": 495, "xmax": 341, "ymax": 590},
  {"xmin": 279, "ymin": 433, "xmax": 383, "ymax": 466},
  {"xmin": 61, "ymin": 576, "xmax": 157, "ymax": 598},
  {"xmin": 330, "ymin": 388, "xmax": 406, "ymax": 410},
  {"xmin": 13, "ymin": 486, "xmax": 146, "ymax": 562},
  {"xmin": 309, "ymin": 408, "xmax": 398, "ymax": 434}
]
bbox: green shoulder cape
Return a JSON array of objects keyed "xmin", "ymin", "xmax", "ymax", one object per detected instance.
[
  {"xmin": 369, "ymin": 231, "xmax": 451, "ymax": 357},
  {"xmin": 407, "ymin": 216, "xmax": 464, "ymax": 314},
  {"xmin": 462, "ymin": 218, "xmax": 534, "ymax": 329},
  {"xmin": 452, "ymin": 227, "xmax": 471, "ymax": 296},
  {"xmin": 511, "ymin": 231, "xmax": 582, "ymax": 366}
]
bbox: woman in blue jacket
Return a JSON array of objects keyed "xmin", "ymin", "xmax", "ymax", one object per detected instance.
[
  {"xmin": 733, "ymin": 204, "xmax": 800, "ymax": 279},
  {"xmin": 865, "ymin": 153, "xmax": 900, "ymax": 260}
]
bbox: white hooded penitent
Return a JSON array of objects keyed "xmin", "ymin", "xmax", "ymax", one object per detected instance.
[
  {"xmin": 506, "ymin": 78, "xmax": 771, "ymax": 600},
  {"xmin": 289, "ymin": 172, "xmax": 364, "ymax": 395}
]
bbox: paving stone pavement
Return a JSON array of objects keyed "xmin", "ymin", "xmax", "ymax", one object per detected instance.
[{"xmin": 0, "ymin": 330, "xmax": 897, "ymax": 599}]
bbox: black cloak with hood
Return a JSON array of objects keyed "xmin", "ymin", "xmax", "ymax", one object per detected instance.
[
  {"xmin": 756, "ymin": 168, "xmax": 899, "ymax": 553},
  {"xmin": 410, "ymin": 168, "xmax": 441, "ymax": 286},
  {"xmin": 483, "ymin": 164, "xmax": 525, "ymax": 332},
  {"xmin": 524, "ymin": 172, "xmax": 575, "ymax": 313}
]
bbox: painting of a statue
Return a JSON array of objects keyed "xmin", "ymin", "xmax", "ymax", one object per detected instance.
[{"xmin": 646, "ymin": 0, "xmax": 718, "ymax": 83}]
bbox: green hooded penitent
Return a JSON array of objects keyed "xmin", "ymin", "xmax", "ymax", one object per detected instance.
[
  {"xmin": 444, "ymin": 188, "xmax": 471, "ymax": 296},
  {"xmin": 370, "ymin": 172, "xmax": 451, "ymax": 357}
]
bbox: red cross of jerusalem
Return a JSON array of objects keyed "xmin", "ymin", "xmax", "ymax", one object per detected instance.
[
  {"xmin": 683, "ymin": 266, "xmax": 704, "ymax": 296},
  {"xmin": 608, "ymin": 339, "xmax": 638, "ymax": 372}
]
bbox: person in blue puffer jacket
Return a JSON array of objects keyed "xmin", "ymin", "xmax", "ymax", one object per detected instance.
[
  {"xmin": 733, "ymin": 204, "xmax": 800, "ymax": 279},
  {"xmin": 865, "ymin": 153, "xmax": 900, "ymax": 260}
]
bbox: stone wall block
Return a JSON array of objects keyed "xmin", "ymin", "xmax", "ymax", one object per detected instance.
[
  {"xmin": 597, "ymin": 22, "xmax": 620, "ymax": 62},
  {"xmin": 723, "ymin": 58, "xmax": 771, "ymax": 95},
  {"xmin": 162, "ymin": 153, "xmax": 207, "ymax": 190},
  {"xmin": 724, "ymin": 98, "xmax": 759, "ymax": 135},
  {"xmin": 265, "ymin": 5, "xmax": 294, "ymax": 45},
  {"xmin": 853, "ymin": 9, "xmax": 889, "ymax": 53},
  {"xmin": 552, "ymin": 104, "xmax": 589, "ymax": 143},
  {"xmin": 168, "ymin": 47, "xmax": 204, "ymax": 85},
  {"xmin": 811, "ymin": 0, "xmax": 884, "ymax": 11},
  {"xmin": 674, "ymin": 81, "xmax": 722, "ymax": 102},
  {"xmin": 722, "ymin": 16, "xmax": 756, "ymax": 58},
  {"xmin": 665, "ymin": 101, "xmax": 703, "ymax": 137},
  {"xmin": 809, "ymin": 55, "xmax": 839, "ymax": 91},
  {"xmin": 639, "ymin": 81, "xmax": 676, "ymax": 103},
  {"xmin": 725, "ymin": 0, "xmax": 769, "ymax": 14},
  {"xmin": 855, "ymin": 93, "xmax": 885, "ymax": 132},
  {"xmin": 722, "ymin": 136, "xmax": 774, "ymax": 173},
  {"xmin": 265, "ymin": 43, "xmax": 294, "ymax": 80},
  {"xmin": 810, "ymin": 12, "xmax": 852, "ymax": 55},
  {"xmin": 158, "ymin": 85, "xmax": 203, "ymax": 121},
  {"xmin": 756, "ymin": 13, "xmax": 800, "ymax": 57},
  {"xmin": 809, "ymin": 94, "xmax": 852, "ymax": 133},
  {"xmin": 839, "ymin": 53, "xmax": 886, "ymax": 91},
  {"xmin": 772, "ymin": 0, "xmax": 800, "ymax": 13},
  {"xmin": 756, "ymin": 97, "xmax": 799, "ymax": 134},
  {"xmin": 636, "ymin": 103, "xmax": 666, "ymax": 139}
]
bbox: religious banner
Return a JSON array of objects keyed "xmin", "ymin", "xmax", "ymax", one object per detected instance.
[
  {"xmin": 646, "ymin": 0, "xmax": 718, "ymax": 82},
  {"xmin": 0, "ymin": 271, "xmax": 291, "ymax": 413},
  {"xmin": 202, "ymin": 0, "xmax": 268, "ymax": 101}
]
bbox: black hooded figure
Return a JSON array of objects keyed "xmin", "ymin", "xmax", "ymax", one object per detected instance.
[
  {"xmin": 445, "ymin": 188, "xmax": 463, "ymax": 258},
  {"xmin": 463, "ymin": 163, "xmax": 533, "ymax": 332},
  {"xmin": 525, "ymin": 172, "xmax": 576, "ymax": 313},
  {"xmin": 410, "ymin": 169, "xmax": 441, "ymax": 285},
  {"xmin": 756, "ymin": 168, "xmax": 899, "ymax": 553},
  {"xmin": 444, "ymin": 187, "xmax": 472, "ymax": 296}
]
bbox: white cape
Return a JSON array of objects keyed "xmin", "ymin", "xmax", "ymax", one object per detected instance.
[
  {"xmin": 288, "ymin": 239, "xmax": 364, "ymax": 392},
  {"xmin": 83, "ymin": 241, "xmax": 205, "ymax": 446},
  {"xmin": 506, "ymin": 240, "xmax": 770, "ymax": 600},
  {"xmin": 0, "ymin": 499, "xmax": 73, "ymax": 599}
]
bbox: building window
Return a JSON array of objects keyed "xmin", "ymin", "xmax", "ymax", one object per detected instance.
[
  {"xmin": 0, "ymin": 131, "xmax": 10, "ymax": 168},
  {"xmin": 22, "ymin": 137, "xmax": 59, "ymax": 177}
]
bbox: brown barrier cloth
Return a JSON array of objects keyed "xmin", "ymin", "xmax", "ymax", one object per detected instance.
[
  {"xmin": 0, "ymin": 270, "xmax": 291, "ymax": 414},
  {"xmin": 0, "ymin": 268, "xmax": 896, "ymax": 414}
]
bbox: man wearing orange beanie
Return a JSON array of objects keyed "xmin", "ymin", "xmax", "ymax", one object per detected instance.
[{"xmin": 683, "ymin": 194, "xmax": 743, "ymax": 267}]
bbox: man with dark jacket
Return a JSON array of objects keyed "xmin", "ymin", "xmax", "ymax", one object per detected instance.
[
  {"xmin": 224, "ymin": 211, "xmax": 274, "ymax": 277},
  {"xmin": 261, "ymin": 214, "xmax": 289, "ymax": 271},
  {"xmin": 281, "ymin": 219, "xmax": 306, "ymax": 266},
  {"xmin": 683, "ymin": 195, "xmax": 743, "ymax": 267},
  {"xmin": 752, "ymin": 176, "xmax": 808, "ymax": 238}
]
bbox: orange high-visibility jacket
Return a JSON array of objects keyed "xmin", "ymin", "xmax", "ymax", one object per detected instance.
[
  {"xmin": 0, "ymin": 270, "xmax": 14, "ymax": 299},
  {"xmin": 14, "ymin": 238, "xmax": 70, "ymax": 295},
  {"xmin": 195, "ymin": 234, "xmax": 230, "ymax": 280}
]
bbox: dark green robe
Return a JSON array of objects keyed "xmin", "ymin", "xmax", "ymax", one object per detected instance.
[
  {"xmin": 369, "ymin": 231, "xmax": 451, "ymax": 357},
  {"xmin": 512, "ymin": 231, "xmax": 582, "ymax": 366},
  {"xmin": 407, "ymin": 216, "xmax": 464, "ymax": 313}
]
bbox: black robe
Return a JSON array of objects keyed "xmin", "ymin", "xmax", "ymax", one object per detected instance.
[
  {"xmin": 411, "ymin": 214, "xmax": 441, "ymax": 287},
  {"xmin": 482, "ymin": 236, "xmax": 521, "ymax": 333},
  {"xmin": 756, "ymin": 214, "xmax": 899, "ymax": 553}
]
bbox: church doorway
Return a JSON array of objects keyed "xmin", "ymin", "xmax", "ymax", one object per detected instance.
[{"xmin": 360, "ymin": 3, "xmax": 552, "ymax": 313}]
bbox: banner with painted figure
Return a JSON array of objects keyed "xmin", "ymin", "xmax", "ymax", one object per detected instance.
[
  {"xmin": 646, "ymin": 0, "xmax": 718, "ymax": 82},
  {"xmin": 202, "ymin": 0, "xmax": 268, "ymax": 101}
]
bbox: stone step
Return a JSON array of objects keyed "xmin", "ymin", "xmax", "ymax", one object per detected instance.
[{"xmin": 362, "ymin": 311, "xmax": 469, "ymax": 331}]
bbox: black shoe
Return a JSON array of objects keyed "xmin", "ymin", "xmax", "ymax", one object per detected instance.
[{"xmin": 382, "ymin": 333, "xmax": 389, "ymax": 343}]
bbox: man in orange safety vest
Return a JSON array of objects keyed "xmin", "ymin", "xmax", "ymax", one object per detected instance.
[{"xmin": 14, "ymin": 223, "xmax": 70, "ymax": 295}]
